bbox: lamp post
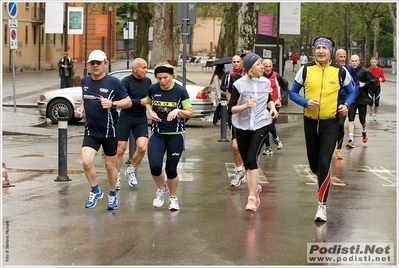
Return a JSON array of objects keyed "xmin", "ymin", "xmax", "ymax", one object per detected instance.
[
  {"xmin": 254, "ymin": 3, "xmax": 260, "ymax": 35},
  {"xmin": 126, "ymin": 10, "xmax": 131, "ymax": 69},
  {"xmin": 83, "ymin": 3, "xmax": 88, "ymax": 76},
  {"xmin": 108, "ymin": 3, "xmax": 113, "ymax": 72},
  {"xmin": 133, "ymin": 12, "xmax": 137, "ymax": 59}
]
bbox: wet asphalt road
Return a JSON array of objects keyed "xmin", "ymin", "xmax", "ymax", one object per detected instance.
[{"xmin": 2, "ymin": 61, "xmax": 397, "ymax": 266}]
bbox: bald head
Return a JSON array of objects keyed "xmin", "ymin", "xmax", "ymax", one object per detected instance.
[
  {"xmin": 335, "ymin": 49, "xmax": 347, "ymax": 66},
  {"xmin": 132, "ymin": 58, "xmax": 148, "ymax": 79},
  {"xmin": 262, "ymin": 59, "xmax": 273, "ymax": 76},
  {"xmin": 232, "ymin": 55, "xmax": 242, "ymax": 70}
]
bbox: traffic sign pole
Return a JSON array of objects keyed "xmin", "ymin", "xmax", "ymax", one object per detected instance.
[{"xmin": 7, "ymin": 2, "xmax": 18, "ymax": 112}]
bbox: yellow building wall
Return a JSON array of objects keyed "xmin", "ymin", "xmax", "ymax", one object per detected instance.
[{"xmin": 187, "ymin": 17, "xmax": 222, "ymax": 54}]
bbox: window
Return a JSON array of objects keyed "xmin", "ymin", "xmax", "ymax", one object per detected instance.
[
  {"xmin": 25, "ymin": 26, "xmax": 28, "ymax": 45},
  {"xmin": 4, "ymin": 24, "xmax": 7, "ymax": 45},
  {"xmin": 25, "ymin": 3, "xmax": 29, "ymax": 9},
  {"xmin": 41, "ymin": 27, "xmax": 44, "ymax": 45},
  {"xmin": 33, "ymin": 26, "xmax": 37, "ymax": 45},
  {"xmin": 53, "ymin": 34, "xmax": 56, "ymax": 46}
]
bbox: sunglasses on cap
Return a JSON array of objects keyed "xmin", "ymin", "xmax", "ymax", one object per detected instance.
[{"xmin": 89, "ymin": 61, "xmax": 103, "ymax": 66}]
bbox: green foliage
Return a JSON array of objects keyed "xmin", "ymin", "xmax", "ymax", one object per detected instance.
[{"xmin": 378, "ymin": 34, "xmax": 394, "ymax": 57}]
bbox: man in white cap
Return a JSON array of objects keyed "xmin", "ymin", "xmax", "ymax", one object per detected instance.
[
  {"xmin": 289, "ymin": 36, "xmax": 356, "ymax": 222},
  {"xmin": 76, "ymin": 50, "xmax": 132, "ymax": 210}
]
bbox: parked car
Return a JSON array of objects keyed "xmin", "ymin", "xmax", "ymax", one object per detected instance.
[{"xmin": 37, "ymin": 69, "xmax": 213, "ymax": 123}]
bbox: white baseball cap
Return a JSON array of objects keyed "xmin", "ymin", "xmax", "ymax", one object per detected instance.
[{"xmin": 87, "ymin": 50, "xmax": 107, "ymax": 62}]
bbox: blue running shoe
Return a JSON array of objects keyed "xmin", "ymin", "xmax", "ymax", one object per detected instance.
[
  {"xmin": 107, "ymin": 194, "xmax": 118, "ymax": 210},
  {"xmin": 85, "ymin": 188, "xmax": 104, "ymax": 209}
]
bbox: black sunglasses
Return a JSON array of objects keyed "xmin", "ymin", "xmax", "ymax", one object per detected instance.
[{"xmin": 90, "ymin": 61, "xmax": 103, "ymax": 66}]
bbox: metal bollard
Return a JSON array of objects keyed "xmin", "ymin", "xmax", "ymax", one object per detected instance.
[
  {"xmin": 55, "ymin": 107, "xmax": 71, "ymax": 181},
  {"xmin": 125, "ymin": 131, "xmax": 136, "ymax": 164},
  {"xmin": 218, "ymin": 92, "xmax": 229, "ymax": 142}
]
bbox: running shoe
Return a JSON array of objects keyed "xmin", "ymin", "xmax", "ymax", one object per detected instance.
[
  {"xmin": 116, "ymin": 173, "xmax": 121, "ymax": 190},
  {"xmin": 373, "ymin": 114, "xmax": 377, "ymax": 121},
  {"xmin": 362, "ymin": 131, "xmax": 368, "ymax": 143},
  {"xmin": 346, "ymin": 140, "xmax": 355, "ymax": 149},
  {"xmin": 262, "ymin": 147, "xmax": 273, "ymax": 155},
  {"xmin": 169, "ymin": 196, "xmax": 180, "ymax": 211},
  {"xmin": 314, "ymin": 204, "xmax": 327, "ymax": 222},
  {"xmin": 125, "ymin": 165, "xmax": 138, "ymax": 187},
  {"xmin": 153, "ymin": 185, "xmax": 169, "ymax": 208},
  {"xmin": 85, "ymin": 188, "xmax": 104, "ymax": 209},
  {"xmin": 107, "ymin": 194, "xmax": 118, "ymax": 210},
  {"xmin": 255, "ymin": 184, "xmax": 262, "ymax": 208},
  {"xmin": 245, "ymin": 197, "xmax": 258, "ymax": 212},
  {"xmin": 274, "ymin": 136, "xmax": 283, "ymax": 150},
  {"xmin": 230, "ymin": 170, "xmax": 245, "ymax": 187},
  {"xmin": 369, "ymin": 107, "xmax": 373, "ymax": 116},
  {"xmin": 335, "ymin": 149, "xmax": 343, "ymax": 160}
]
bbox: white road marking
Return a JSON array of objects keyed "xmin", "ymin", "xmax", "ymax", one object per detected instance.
[{"xmin": 292, "ymin": 164, "xmax": 346, "ymax": 186}]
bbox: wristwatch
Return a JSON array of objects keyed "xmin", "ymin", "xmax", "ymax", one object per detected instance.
[{"xmin": 112, "ymin": 101, "xmax": 117, "ymax": 109}]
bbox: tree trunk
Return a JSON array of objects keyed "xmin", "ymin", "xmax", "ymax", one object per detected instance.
[
  {"xmin": 136, "ymin": 3, "xmax": 152, "ymax": 62},
  {"xmin": 216, "ymin": 3, "xmax": 239, "ymax": 57},
  {"xmin": 237, "ymin": 3, "xmax": 256, "ymax": 55},
  {"xmin": 389, "ymin": 3, "xmax": 397, "ymax": 61},
  {"xmin": 151, "ymin": 3, "xmax": 174, "ymax": 68}
]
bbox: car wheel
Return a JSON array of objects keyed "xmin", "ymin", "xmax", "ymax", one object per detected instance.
[{"xmin": 47, "ymin": 99, "xmax": 74, "ymax": 124}]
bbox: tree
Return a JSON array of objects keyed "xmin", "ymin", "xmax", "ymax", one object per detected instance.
[
  {"xmin": 237, "ymin": 3, "xmax": 256, "ymax": 54},
  {"xmin": 216, "ymin": 3, "xmax": 239, "ymax": 57},
  {"xmin": 136, "ymin": 3, "xmax": 153, "ymax": 62},
  {"xmin": 151, "ymin": 3, "xmax": 174, "ymax": 68},
  {"xmin": 389, "ymin": 3, "xmax": 397, "ymax": 60}
]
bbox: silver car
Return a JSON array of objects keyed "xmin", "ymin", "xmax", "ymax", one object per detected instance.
[{"xmin": 37, "ymin": 69, "xmax": 213, "ymax": 123}]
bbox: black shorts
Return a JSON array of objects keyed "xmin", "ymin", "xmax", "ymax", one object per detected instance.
[
  {"xmin": 82, "ymin": 135, "xmax": 118, "ymax": 156},
  {"xmin": 118, "ymin": 117, "xmax": 148, "ymax": 141}
]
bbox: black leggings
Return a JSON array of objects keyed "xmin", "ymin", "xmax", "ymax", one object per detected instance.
[
  {"xmin": 304, "ymin": 116, "xmax": 338, "ymax": 204},
  {"xmin": 348, "ymin": 103, "xmax": 367, "ymax": 124},
  {"xmin": 236, "ymin": 125, "xmax": 269, "ymax": 170},
  {"xmin": 264, "ymin": 107, "xmax": 280, "ymax": 147},
  {"xmin": 368, "ymin": 86, "xmax": 381, "ymax": 107}
]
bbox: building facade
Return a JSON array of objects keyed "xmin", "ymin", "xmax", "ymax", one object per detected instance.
[
  {"xmin": 2, "ymin": 2, "xmax": 220, "ymax": 74},
  {"xmin": 2, "ymin": 2, "xmax": 115, "ymax": 73}
]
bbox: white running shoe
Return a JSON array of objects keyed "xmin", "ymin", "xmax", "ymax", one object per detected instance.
[
  {"xmin": 369, "ymin": 108, "xmax": 373, "ymax": 116},
  {"xmin": 230, "ymin": 170, "xmax": 245, "ymax": 187},
  {"xmin": 125, "ymin": 165, "xmax": 138, "ymax": 187},
  {"xmin": 169, "ymin": 196, "xmax": 180, "ymax": 211},
  {"xmin": 153, "ymin": 185, "xmax": 169, "ymax": 208},
  {"xmin": 263, "ymin": 147, "xmax": 273, "ymax": 155},
  {"xmin": 255, "ymin": 184, "xmax": 262, "ymax": 208},
  {"xmin": 314, "ymin": 204, "xmax": 327, "ymax": 222},
  {"xmin": 274, "ymin": 136, "xmax": 283, "ymax": 150}
]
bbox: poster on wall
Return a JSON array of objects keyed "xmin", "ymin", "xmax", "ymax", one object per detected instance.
[
  {"xmin": 45, "ymin": 2, "xmax": 64, "ymax": 34},
  {"xmin": 68, "ymin": 7, "xmax": 84, "ymax": 35}
]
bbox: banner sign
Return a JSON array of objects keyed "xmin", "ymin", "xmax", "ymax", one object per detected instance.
[
  {"xmin": 258, "ymin": 14, "xmax": 273, "ymax": 36},
  {"xmin": 280, "ymin": 2, "xmax": 301, "ymax": 35}
]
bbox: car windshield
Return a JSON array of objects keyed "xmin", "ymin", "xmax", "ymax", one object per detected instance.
[{"xmin": 175, "ymin": 75, "xmax": 196, "ymax": 85}]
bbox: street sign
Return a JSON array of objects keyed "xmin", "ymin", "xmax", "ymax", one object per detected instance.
[
  {"xmin": 8, "ymin": 19, "xmax": 18, "ymax": 28},
  {"xmin": 10, "ymin": 29, "xmax": 18, "ymax": 49},
  {"xmin": 7, "ymin": 2, "xmax": 18, "ymax": 19}
]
